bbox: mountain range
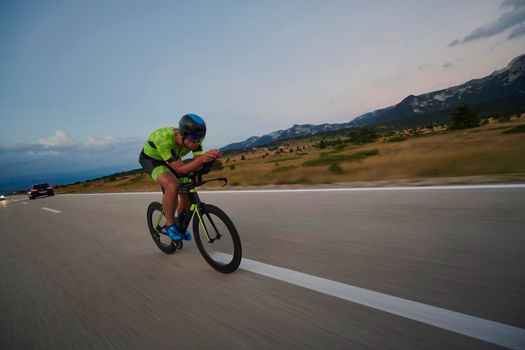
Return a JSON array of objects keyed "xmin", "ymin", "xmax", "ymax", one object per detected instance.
[{"xmin": 222, "ymin": 54, "xmax": 525, "ymax": 151}]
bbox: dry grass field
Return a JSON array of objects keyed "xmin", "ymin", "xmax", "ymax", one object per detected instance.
[{"xmin": 57, "ymin": 116, "xmax": 525, "ymax": 194}]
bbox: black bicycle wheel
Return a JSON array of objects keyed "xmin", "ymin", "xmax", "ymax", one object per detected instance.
[
  {"xmin": 193, "ymin": 204, "xmax": 242, "ymax": 273},
  {"xmin": 147, "ymin": 202, "xmax": 177, "ymax": 254}
]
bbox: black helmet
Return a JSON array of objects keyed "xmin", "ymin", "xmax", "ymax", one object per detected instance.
[{"xmin": 179, "ymin": 114, "xmax": 206, "ymax": 143}]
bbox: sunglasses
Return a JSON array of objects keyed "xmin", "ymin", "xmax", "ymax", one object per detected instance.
[{"xmin": 187, "ymin": 133, "xmax": 203, "ymax": 143}]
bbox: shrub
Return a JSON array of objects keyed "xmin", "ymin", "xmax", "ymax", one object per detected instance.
[
  {"xmin": 329, "ymin": 163, "xmax": 344, "ymax": 174},
  {"xmin": 503, "ymin": 124, "xmax": 525, "ymax": 134},
  {"xmin": 241, "ymin": 155, "xmax": 246, "ymax": 160},
  {"xmin": 211, "ymin": 160, "xmax": 223, "ymax": 170},
  {"xmin": 319, "ymin": 140, "xmax": 327, "ymax": 149},
  {"xmin": 229, "ymin": 165, "xmax": 236, "ymax": 170},
  {"xmin": 387, "ymin": 135, "xmax": 408, "ymax": 142},
  {"xmin": 303, "ymin": 149, "xmax": 379, "ymax": 166},
  {"xmin": 497, "ymin": 115, "xmax": 512, "ymax": 123},
  {"xmin": 347, "ymin": 127, "xmax": 379, "ymax": 144},
  {"xmin": 450, "ymin": 105, "xmax": 480, "ymax": 129}
]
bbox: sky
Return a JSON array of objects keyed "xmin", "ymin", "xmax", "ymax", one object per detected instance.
[{"xmin": 1, "ymin": 0, "xmax": 524, "ymax": 190}]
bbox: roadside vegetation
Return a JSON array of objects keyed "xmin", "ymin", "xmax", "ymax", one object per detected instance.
[{"xmin": 56, "ymin": 110, "xmax": 525, "ymax": 193}]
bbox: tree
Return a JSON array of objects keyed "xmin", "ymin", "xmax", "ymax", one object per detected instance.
[
  {"xmin": 347, "ymin": 127, "xmax": 378, "ymax": 144},
  {"xmin": 450, "ymin": 105, "xmax": 479, "ymax": 129},
  {"xmin": 319, "ymin": 140, "xmax": 327, "ymax": 149}
]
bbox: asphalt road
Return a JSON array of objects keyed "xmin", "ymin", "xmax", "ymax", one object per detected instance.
[{"xmin": 1, "ymin": 186, "xmax": 524, "ymax": 349}]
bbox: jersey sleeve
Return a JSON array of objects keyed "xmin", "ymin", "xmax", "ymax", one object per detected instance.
[
  {"xmin": 150, "ymin": 131, "xmax": 179, "ymax": 162},
  {"xmin": 192, "ymin": 143, "xmax": 204, "ymax": 156}
]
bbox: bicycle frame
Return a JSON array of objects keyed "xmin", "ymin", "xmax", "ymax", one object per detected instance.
[
  {"xmin": 146, "ymin": 163, "xmax": 241, "ymax": 273},
  {"xmin": 154, "ymin": 186, "xmax": 221, "ymax": 243}
]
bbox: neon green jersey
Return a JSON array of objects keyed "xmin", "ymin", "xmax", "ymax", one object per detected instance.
[{"xmin": 143, "ymin": 127, "xmax": 204, "ymax": 162}]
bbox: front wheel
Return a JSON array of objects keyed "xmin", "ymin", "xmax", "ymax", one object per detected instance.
[
  {"xmin": 193, "ymin": 204, "xmax": 242, "ymax": 273},
  {"xmin": 147, "ymin": 202, "xmax": 177, "ymax": 254}
]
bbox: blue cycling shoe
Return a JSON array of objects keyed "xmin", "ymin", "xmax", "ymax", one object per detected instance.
[
  {"xmin": 176, "ymin": 213, "xmax": 192, "ymax": 241},
  {"xmin": 166, "ymin": 225, "xmax": 192, "ymax": 241},
  {"xmin": 166, "ymin": 225, "xmax": 183, "ymax": 241}
]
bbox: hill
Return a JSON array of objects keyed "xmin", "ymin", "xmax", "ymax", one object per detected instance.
[
  {"xmin": 57, "ymin": 115, "xmax": 525, "ymax": 193},
  {"xmin": 222, "ymin": 54, "xmax": 525, "ymax": 151}
]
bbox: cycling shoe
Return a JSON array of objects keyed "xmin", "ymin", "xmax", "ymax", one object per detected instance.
[
  {"xmin": 166, "ymin": 225, "xmax": 183, "ymax": 241},
  {"xmin": 182, "ymin": 230, "xmax": 192, "ymax": 241}
]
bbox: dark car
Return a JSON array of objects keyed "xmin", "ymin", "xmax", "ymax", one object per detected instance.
[{"xmin": 28, "ymin": 183, "xmax": 55, "ymax": 199}]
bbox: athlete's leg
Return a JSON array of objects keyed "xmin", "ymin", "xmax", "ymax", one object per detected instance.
[
  {"xmin": 177, "ymin": 193, "xmax": 190, "ymax": 215},
  {"xmin": 156, "ymin": 172, "xmax": 179, "ymax": 227},
  {"xmin": 175, "ymin": 192, "xmax": 192, "ymax": 240}
]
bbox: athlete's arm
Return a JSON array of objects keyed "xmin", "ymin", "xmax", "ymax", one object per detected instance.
[
  {"xmin": 168, "ymin": 151, "xmax": 218, "ymax": 175},
  {"xmin": 200, "ymin": 149, "xmax": 222, "ymax": 158}
]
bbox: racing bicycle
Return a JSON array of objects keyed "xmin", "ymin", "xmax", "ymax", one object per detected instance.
[{"xmin": 146, "ymin": 161, "xmax": 242, "ymax": 273}]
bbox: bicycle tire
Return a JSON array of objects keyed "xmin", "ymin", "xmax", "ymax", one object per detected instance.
[
  {"xmin": 193, "ymin": 204, "xmax": 242, "ymax": 273},
  {"xmin": 147, "ymin": 202, "xmax": 177, "ymax": 254}
]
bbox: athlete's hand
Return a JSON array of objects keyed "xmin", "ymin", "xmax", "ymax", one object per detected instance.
[
  {"xmin": 202, "ymin": 151, "xmax": 218, "ymax": 163},
  {"xmin": 209, "ymin": 149, "xmax": 223, "ymax": 158},
  {"xmin": 207, "ymin": 149, "xmax": 223, "ymax": 158}
]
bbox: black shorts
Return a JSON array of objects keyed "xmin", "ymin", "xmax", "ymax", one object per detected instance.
[{"xmin": 139, "ymin": 149, "xmax": 180, "ymax": 182}]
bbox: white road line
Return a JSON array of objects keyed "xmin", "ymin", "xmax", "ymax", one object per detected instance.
[
  {"xmin": 21, "ymin": 202, "xmax": 28, "ymax": 205},
  {"xmin": 212, "ymin": 253, "xmax": 525, "ymax": 350},
  {"xmin": 60, "ymin": 183, "xmax": 525, "ymax": 196},
  {"xmin": 203, "ymin": 183, "xmax": 525, "ymax": 193},
  {"xmin": 42, "ymin": 207, "xmax": 61, "ymax": 214}
]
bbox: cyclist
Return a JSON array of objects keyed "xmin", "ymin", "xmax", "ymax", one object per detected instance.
[{"xmin": 139, "ymin": 114, "xmax": 222, "ymax": 241}]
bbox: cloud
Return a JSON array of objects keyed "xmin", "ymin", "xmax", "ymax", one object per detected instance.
[
  {"xmin": 83, "ymin": 136, "xmax": 119, "ymax": 148},
  {"xmin": 443, "ymin": 62, "xmax": 453, "ymax": 69},
  {"xmin": 38, "ymin": 130, "xmax": 75, "ymax": 147},
  {"xmin": 448, "ymin": 1, "xmax": 525, "ymax": 46},
  {"xmin": 0, "ymin": 132, "xmax": 144, "ymax": 187},
  {"xmin": 508, "ymin": 23, "xmax": 525, "ymax": 38},
  {"xmin": 448, "ymin": 39, "xmax": 460, "ymax": 47},
  {"xmin": 501, "ymin": 0, "xmax": 525, "ymax": 9},
  {"xmin": 25, "ymin": 150, "xmax": 61, "ymax": 157}
]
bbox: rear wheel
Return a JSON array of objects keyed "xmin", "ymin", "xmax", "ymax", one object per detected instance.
[
  {"xmin": 147, "ymin": 202, "xmax": 177, "ymax": 254},
  {"xmin": 193, "ymin": 204, "xmax": 242, "ymax": 273}
]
